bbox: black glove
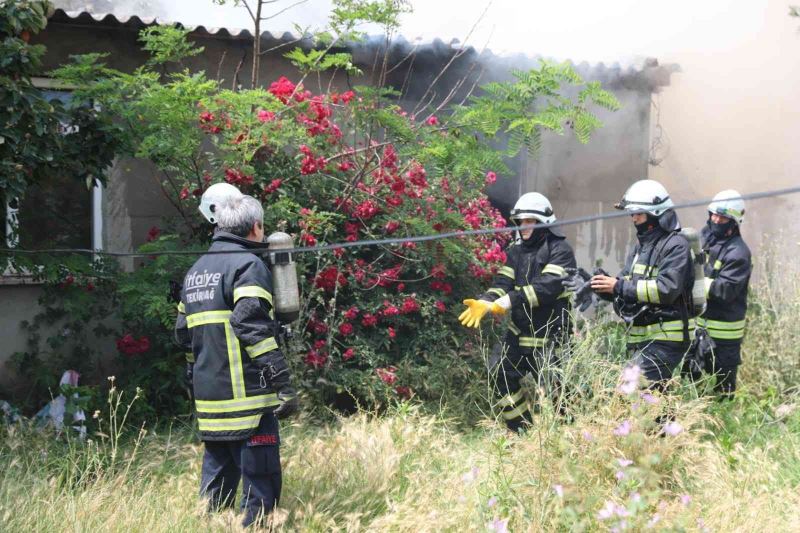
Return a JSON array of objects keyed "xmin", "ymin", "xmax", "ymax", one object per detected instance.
[
  {"xmin": 255, "ymin": 350, "xmax": 291, "ymax": 390},
  {"xmin": 562, "ymin": 267, "xmax": 590, "ymax": 292},
  {"xmin": 273, "ymin": 386, "xmax": 299, "ymax": 419},
  {"xmin": 686, "ymin": 327, "xmax": 715, "ymax": 376},
  {"xmin": 184, "ymin": 362, "xmax": 194, "ymax": 402},
  {"xmin": 185, "ymin": 362, "xmax": 194, "ymax": 388},
  {"xmin": 563, "ymin": 267, "xmax": 595, "ymax": 312}
]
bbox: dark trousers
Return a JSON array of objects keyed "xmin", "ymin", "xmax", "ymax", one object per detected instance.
[
  {"xmin": 200, "ymin": 412, "xmax": 282, "ymax": 527},
  {"xmin": 630, "ymin": 340, "xmax": 691, "ymax": 389},
  {"xmin": 697, "ymin": 342, "xmax": 741, "ymax": 398},
  {"xmin": 492, "ymin": 343, "xmax": 562, "ymax": 432}
]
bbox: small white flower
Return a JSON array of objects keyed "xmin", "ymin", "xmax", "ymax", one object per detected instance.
[
  {"xmin": 487, "ymin": 517, "xmax": 508, "ymax": 533},
  {"xmin": 461, "ymin": 466, "xmax": 479, "ymax": 484},
  {"xmin": 613, "ymin": 420, "xmax": 632, "ymax": 437}
]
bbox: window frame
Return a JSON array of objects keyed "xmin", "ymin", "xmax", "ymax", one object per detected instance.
[{"xmin": 2, "ymin": 78, "xmax": 105, "ymax": 285}]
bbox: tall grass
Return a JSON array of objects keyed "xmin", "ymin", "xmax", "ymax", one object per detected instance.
[
  {"xmin": 2, "ymin": 391, "xmax": 799, "ymax": 531},
  {"xmin": 2, "ymin": 253, "xmax": 800, "ymax": 531}
]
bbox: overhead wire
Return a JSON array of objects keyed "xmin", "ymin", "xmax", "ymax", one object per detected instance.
[{"xmin": 1, "ymin": 185, "xmax": 799, "ymax": 258}]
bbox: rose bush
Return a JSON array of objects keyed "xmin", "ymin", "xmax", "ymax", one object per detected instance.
[
  {"xmin": 185, "ymin": 76, "xmax": 512, "ymax": 409},
  {"xmin": 47, "ymin": 17, "xmax": 617, "ymax": 417}
]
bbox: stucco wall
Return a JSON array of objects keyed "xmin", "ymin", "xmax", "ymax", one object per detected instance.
[
  {"xmin": 0, "ymin": 285, "xmax": 44, "ymax": 394},
  {"xmin": 649, "ymin": 0, "xmax": 800, "ymax": 270}
]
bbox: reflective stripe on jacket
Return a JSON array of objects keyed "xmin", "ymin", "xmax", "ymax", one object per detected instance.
[
  {"xmin": 480, "ymin": 232, "xmax": 577, "ymax": 345},
  {"xmin": 701, "ymin": 225, "xmax": 751, "ymax": 342},
  {"xmin": 613, "ymin": 224, "xmax": 694, "ymax": 345},
  {"xmin": 174, "ymin": 232, "xmax": 285, "ymax": 441}
]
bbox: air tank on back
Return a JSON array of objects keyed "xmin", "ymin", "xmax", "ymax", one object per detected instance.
[
  {"xmin": 679, "ymin": 227, "xmax": 707, "ymax": 317},
  {"xmin": 266, "ymin": 232, "xmax": 300, "ymax": 324}
]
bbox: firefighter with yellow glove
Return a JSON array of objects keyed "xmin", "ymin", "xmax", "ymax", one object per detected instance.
[
  {"xmin": 696, "ymin": 190, "xmax": 752, "ymax": 398},
  {"xmin": 175, "ymin": 187, "xmax": 297, "ymax": 528},
  {"xmin": 460, "ymin": 192, "xmax": 576, "ymax": 431}
]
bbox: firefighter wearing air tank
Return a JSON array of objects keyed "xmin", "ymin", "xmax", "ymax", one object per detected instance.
[
  {"xmin": 174, "ymin": 184, "xmax": 298, "ymax": 528},
  {"xmin": 697, "ymin": 190, "xmax": 752, "ymax": 397},
  {"xmin": 459, "ymin": 192, "xmax": 576, "ymax": 432},
  {"xmin": 591, "ymin": 179, "xmax": 696, "ymax": 386}
]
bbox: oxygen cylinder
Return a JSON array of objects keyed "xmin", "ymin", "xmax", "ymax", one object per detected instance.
[
  {"xmin": 266, "ymin": 232, "xmax": 300, "ymax": 323},
  {"xmin": 679, "ymin": 227, "xmax": 706, "ymax": 316}
]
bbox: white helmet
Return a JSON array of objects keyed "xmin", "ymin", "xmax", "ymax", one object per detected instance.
[
  {"xmin": 616, "ymin": 179, "xmax": 674, "ymax": 217},
  {"xmin": 510, "ymin": 192, "xmax": 556, "ymax": 225},
  {"xmin": 199, "ymin": 183, "xmax": 243, "ymax": 224},
  {"xmin": 708, "ymin": 189, "xmax": 745, "ymax": 225}
]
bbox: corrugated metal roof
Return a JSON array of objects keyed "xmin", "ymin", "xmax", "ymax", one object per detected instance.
[
  {"xmin": 49, "ymin": 8, "xmax": 296, "ymax": 41},
  {"xmin": 46, "ymin": 8, "xmax": 677, "ymax": 87}
]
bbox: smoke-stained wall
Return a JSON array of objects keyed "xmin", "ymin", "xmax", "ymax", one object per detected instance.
[{"xmin": 649, "ymin": 0, "xmax": 800, "ymax": 273}]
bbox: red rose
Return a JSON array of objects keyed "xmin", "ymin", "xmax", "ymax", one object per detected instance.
[
  {"xmin": 434, "ymin": 300, "xmax": 447, "ymax": 312},
  {"xmin": 382, "ymin": 300, "xmax": 400, "ymax": 317},
  {"xmin": 338, "ymin": 322, "xmax": 354, "ymax": 336},
  {"xmin": 376, "ymin": 366, "xmax": 397, "ymax": 385},
  {"xmin": 361, "ymin": 313, "xmax": 378, "ymax": 328},
  {"xmin": 344, "ymin": 307, "xmax": 360, "ymax": 321},
  {"xmin": 137, "ymin": 336, "xmax": 151, "ymax": 353},
  {"xmin": 388, "ymin": 326, "xmax": 396, "ymax": 339},
  {"xmin": 268, "ymin": 76, "xmax": 297, "ymax": 104},
  {"xmin": 314, "ymin": 266, "xmax": 347, "ymax": 292},
  {"xmin": 385, "ymin": 221, "xmax": 400, "ymax": 234},
  {"xmin": 395, "ymin": 386, "xmax": 412, "ymax": 399},
  {"xmin": 304, "ymin": 350, "xmax": 328, "ymax": 369},
  {"xmin": 426, "ymin": 116, "xmax": 439, "ymax": 126},
  {"xmin": 314, "ymin": 339, "xmax": 327, "ymax": 350},
  {"xmin": 257, "ymin": 109, "xmax": 276, "ymax": 122},
  {"xmin": 179, "ymin": 187, "xmax": 189, "ymax": 200},
  {"xmin": 485, "ymin": 171, "xmax": 497, "ymax": 185},
  {"xmin": 146, "ymin": 226, "xmax": 161, "ymax": 242},
  {"xmin": 400, "ymin": 297, "xmax": 419, "ymax": 314},
  {"xmin": 342, "ymin": 348, "xmax": 356, "ymax": 361}
]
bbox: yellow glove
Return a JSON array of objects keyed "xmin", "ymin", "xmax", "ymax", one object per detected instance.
[{"xmin": 459, "ymin": 299, "xmax": 502, "ymax": 328}]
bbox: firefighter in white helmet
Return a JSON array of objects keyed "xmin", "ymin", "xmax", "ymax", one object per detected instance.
[
  {"xmin": 591, "ymin": 179, "xmax": 695, "ymax": 388},
  {"xmin": 459, "ymin": 192, "xmax": 576, "ymax": 431},
  {"xmin": 695, "ymin": 189, "xmax": 751, "ymax": 398},
  {"xmin": 199, "ymin": 182, "xmax": 244, "ymax": 224},
  {"xmin": 174, "ymin": 185, "xmax": 297, "ymax": 527}
]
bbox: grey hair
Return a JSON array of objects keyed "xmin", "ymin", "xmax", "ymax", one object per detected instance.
[{"xmin": 215, "ymin": 194, "xmax": 264, "ymax": 237}]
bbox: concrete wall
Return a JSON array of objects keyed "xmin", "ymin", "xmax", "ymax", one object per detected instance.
[
  {"xmin": 0, "ymin": 285, "xmax": 45, "ymax": 392},
  {"xmin": 649, "ymin": 0, "xmax": 800, "ymax": 271},
  {"xmin": 522, "ymin": 85, "xmax": 653, "ymax": 273}
]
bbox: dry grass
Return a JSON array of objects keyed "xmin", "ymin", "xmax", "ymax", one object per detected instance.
[
  {"xmin": 2, "ymin": 245, "xmax": 799, "ymax": 531},
  {"xmin": 2, "ymin": 386, "xmax": 800, "ymax": 532}
]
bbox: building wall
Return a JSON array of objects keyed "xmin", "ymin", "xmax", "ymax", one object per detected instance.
[
  {"xmin": 1, "ymin": 15, "xmax": 666, "ymax": 392},
  {"xmin": 521, "ymin": 86, "xmax": 653, "ymax": 273},
  {"xmin": 649, "ymin": 0, "xmax": 800, "ymax": 271}
]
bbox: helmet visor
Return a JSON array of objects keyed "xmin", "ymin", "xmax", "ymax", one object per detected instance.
[
  {"xmin": 510, "ymin": 215, "xmax": 538, "ymax": 227},
  {"xmin": 709, "ymin": 206, "xmax": 742, "ymax": 219}
]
